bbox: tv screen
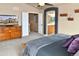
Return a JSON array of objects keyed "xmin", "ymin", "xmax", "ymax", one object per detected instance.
[{"xmin": 0, "ymin": 15, "xmax": 16, "ymax": 20}]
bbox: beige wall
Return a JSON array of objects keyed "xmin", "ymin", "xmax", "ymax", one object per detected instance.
[
  {"xmin": 0, "ymin": 3, "xmax": 39, "ymax": 26},
  {"xmin": 57, "ymin": 4, "xmax": 79, "ymax": 35}
]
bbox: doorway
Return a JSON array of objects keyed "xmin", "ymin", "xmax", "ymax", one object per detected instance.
[
  {"xmin": 29, "ymin": 13, "xmax": 38, "ymax": 33},
  {"xmin": 44, "ymin": 7, "xmax": 58, "ymax": 35}
]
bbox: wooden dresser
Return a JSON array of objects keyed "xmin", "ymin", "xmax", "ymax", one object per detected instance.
[{"xmin": 0, "ymin": 26, "xmax": 22, "ymax": 41}]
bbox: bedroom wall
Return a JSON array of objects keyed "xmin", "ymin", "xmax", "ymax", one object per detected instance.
[
  {"xmin": 0, "ymin": 3, "xmax": 39, "ymax": 26},
  {"xmin": 57, "ymin": 4, "xmax": 79, "ymax": 35}
]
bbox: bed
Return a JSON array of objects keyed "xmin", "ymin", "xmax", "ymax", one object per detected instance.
[
  {"xmin": 36, "ymin": 39, "xmax": 71, "ymax": 56},
  {"xmin": 23, "ymin": 34, "xmax": 72, "ymax": 56}
]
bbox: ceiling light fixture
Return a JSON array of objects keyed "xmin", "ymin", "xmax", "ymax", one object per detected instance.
[{"xmin": 38, "ymin": 3, "xmax": 45, "ymax": 6}]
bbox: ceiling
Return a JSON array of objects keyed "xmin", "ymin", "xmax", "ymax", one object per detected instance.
[
  {"xmin": 26, "ymin": 3, "xmax": 71, "ymax": 10},
  {"xmin": 26, "ymin": 3, "xmax": 54, "ymax": 9}
]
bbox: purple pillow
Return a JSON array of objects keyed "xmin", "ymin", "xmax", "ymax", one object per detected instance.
[
  {"xmin": 63, "ymin": 34, "xmax": 79, "ymax": 48},
  {"xmin": 67, "ymin": 37, "xmax": 79, "ymax": 54},
  {"xmin": 63, "ymin": 36, "xmax": 74, "ymax": 48}
]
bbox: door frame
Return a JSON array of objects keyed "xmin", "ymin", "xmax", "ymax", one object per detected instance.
[{"xmin": 44, "ymin": 7, "xmax": 58, "ymax": 35}]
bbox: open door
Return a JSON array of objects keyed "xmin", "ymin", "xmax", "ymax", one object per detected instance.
[
  {"xmin": 44, "ymin": 7, "xmax": 58, "ymax": 35},
  {"xmin": 29, "ymin": 13, "xmax": 38, "ymax": 33},
  {"xmin": 47, "ymin": 11, "xmax": 55, "ymax": 35}
]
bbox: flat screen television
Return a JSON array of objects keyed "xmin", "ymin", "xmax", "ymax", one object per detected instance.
[{"xmin": 0, "ymin": 15, "xmax": 16, "ymax": 20}]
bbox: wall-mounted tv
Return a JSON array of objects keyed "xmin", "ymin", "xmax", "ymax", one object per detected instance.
[{"xmin": 0, "ymin": 15, "xmax": 17, "ymax": 20}]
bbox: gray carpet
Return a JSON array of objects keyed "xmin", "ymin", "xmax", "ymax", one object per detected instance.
[{"xmin": 0, "ymin": 32, "xmax": 43, "ymax": 56}]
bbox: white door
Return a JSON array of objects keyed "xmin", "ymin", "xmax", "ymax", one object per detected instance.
[
  {"xmin": 22, "ymin": 12, "xmax": 29, "ymax": 37},
  {"xmin": 38, "ymin": 13, "xmax": 43, "ymax": 34}
]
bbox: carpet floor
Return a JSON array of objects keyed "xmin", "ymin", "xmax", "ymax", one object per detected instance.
[{"xmin": 0, "ymin": 32, "xmax": 43, "ymax": 56}]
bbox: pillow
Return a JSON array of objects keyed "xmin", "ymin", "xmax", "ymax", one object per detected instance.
[
  {"xmin": 63, "ymin": 36, "xmax": 74, "ymax": 48},
  {"xmin": 63, "ymin": 34, "xmax": 79, "ymax": 48},
  {"xmin": 67, "ymin": 37, "xmax": 79, "ymax": 54}
]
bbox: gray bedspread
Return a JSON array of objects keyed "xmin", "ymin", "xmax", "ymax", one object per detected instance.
[
  {"xmin": 23, "ymin": 34, "xmax": 71, "ymax": 56},
  {"xmin": 36, "ymin": 40, "xmax": 71, "ymax": 56}
]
